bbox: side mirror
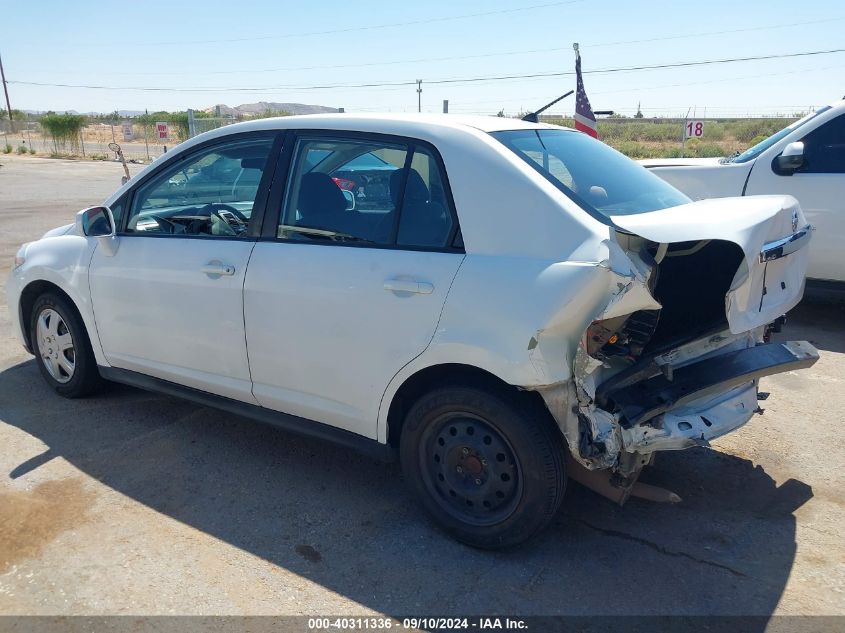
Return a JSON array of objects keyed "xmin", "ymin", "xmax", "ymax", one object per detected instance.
[
  {"xmin": 76, "ymin": 206, "xmax": 115, "ymax": 237},
  {"xmin": 75, "ymin": 206, "xmax": 119, "ymax": 256},
  {"xmin": 773, "ymin": 141, "xmax": 805, "ymax": 175}
]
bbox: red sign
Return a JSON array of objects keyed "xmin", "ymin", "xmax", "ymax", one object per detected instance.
[{"xmin": 156, "ymin": 122, "xmax": 169, "ymax": 141}]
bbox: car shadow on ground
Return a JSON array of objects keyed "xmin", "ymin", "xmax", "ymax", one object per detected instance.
[
  {"xmin": 0, "ymin": 357, "xmax": 811, "ymax": 620},
  {"xmin": 774, "ymin": 297, "xmax": 845, "ymax": 354}
]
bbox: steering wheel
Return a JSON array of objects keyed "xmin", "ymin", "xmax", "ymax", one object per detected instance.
[
  {"xmin": 203, "ymin": 203, "xmax": 249, "ymax": 234},
  {"xmin": 203, "ymin": 203, "xmax": 248, "ymax": 222}
]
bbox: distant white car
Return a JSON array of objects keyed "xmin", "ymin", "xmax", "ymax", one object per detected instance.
[
  {"xmin": 642, "ymin": 100, "xmax": 845, "ymax": 284},
  {"xmin": 7, "ymin": 114, "xmax": 818, "ymax": 547}
]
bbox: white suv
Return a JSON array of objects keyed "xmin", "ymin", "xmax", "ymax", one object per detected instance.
[{"xmin": 7, "ymin": 114, "xmax": 819, "ymax": 548}]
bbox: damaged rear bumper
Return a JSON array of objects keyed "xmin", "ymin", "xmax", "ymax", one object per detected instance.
[
  {"xmin": 537, "ymin": 338, "xmax": 819, "ymax": 472},
  {"xmin": 605, "ymin": 340, "xmax": 818, "ymax": 431}
]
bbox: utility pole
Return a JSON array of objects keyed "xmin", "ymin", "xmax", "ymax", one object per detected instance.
[
  {"xmin": 0, "ymin": 51, "xmax": 13, "ymax": 131},
  {"xmin": 416, "ymin": 79, "xmax": 422, "ymax": 113}
]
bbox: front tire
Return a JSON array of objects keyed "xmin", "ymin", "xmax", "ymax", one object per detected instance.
[
  {"xmin": 400, "ymin": 385, "xmax": 566, "ymax": 549},
  {"xmin": 29, "ymin": 292, "xmax": 102, "ymax": 398}
]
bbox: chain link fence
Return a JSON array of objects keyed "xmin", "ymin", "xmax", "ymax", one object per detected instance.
[
  {"xmin": 1, "ymin": 112, "xmax": 239, "ymax": 162},
  {"xmin": 2, "ymin": 111, "xmax": 804, "ymax": 162}
]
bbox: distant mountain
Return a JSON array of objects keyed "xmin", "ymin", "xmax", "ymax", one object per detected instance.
[{"xmin": 206, "ymin": 102, "xmax": 338, "ymax": 116}]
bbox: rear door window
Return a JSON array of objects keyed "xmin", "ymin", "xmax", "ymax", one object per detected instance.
[{"xmin": 278, "ymin": 136, "xmax": 457, "ymax": 249}]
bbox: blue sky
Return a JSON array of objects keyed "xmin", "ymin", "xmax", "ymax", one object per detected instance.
[{"xmin": 2, "ymin": 0, "xmax": 844, "ymax": 116}]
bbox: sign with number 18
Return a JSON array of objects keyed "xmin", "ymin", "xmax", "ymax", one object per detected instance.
[{"xmin": 685, "ymin": 120, "xmax": 704, "ymax": 139}]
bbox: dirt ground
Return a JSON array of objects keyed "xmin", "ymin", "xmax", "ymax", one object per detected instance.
[{"xmin": 0, "ymin": 153, "xmax": 843, "ymax": 617}]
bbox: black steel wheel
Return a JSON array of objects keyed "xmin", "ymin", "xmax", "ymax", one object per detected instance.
[
  {"xmin": 401, "ymin": 384, "xmax": 566, "ymax": 549},
  {"xmin": 420, "ymin": 412, "xmax": 522, "ymax": 527}
]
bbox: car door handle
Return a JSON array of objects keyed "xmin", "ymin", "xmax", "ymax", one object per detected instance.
[
  {"xmin": 201, "ymin": 262, "xmax": 236, "ymax": 276},
  {"xmin": 384, "ymin": 278, "xmax": 434, "ymax": 294}
]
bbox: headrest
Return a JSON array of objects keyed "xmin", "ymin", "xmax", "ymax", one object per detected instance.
[
  {"xmin": 390, "ymin": 168, "xmax": 430, "ymax": 206},
  {"xmin": 298, "ymin": 172, "xmax": 348, "ymax": 218}
]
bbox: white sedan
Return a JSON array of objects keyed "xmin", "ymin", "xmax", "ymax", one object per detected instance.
[{"xmin": 7, "ymin": 114, "xmax": 819, "ymax": 548}]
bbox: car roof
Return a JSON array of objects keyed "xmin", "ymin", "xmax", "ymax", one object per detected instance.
[
  {"xmin": 106, "ymin": 113, "xmax": 573, "ymax": 205},
  {"xmin": 202, "ymin": 112, "xmax": 571, "ymax": 137}
]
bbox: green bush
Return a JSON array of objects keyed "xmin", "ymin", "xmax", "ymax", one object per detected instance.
[
  {"xmin": 703, "ymin": 121, "xmax": 725, "ymax": 141},
  {"xmin": 2, "ymin": 143, "xmax": 11, "ymax": 154},
  {"xmin": 16, "ymin": 144, "xmax": 28, "ymax": 154},
  {"xmin": 28, "ymin": 147, "xmax": 35, "ymax": 154},
  {"xmin": 614, "ymin": 141, "xmax": 663, "ymax": 159},
  {"xmin": 694, "ymin": 143, "xmax": 727, "ymax": 158},
  {"xmin": 41, "ymin": 113, "xmax": 87, "ymax": 153},
  {"xmin": 748, "ymin": 134, "xmax": 768, "ymax": 146},
  {"xmin": 725, "ymin": 119, "xmax": 790, "ymax": 143}
]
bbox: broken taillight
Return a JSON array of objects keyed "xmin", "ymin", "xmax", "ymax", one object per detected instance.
[{"xmin": 586, "ymin": 310, "xmax": 660, "ymax": 362}]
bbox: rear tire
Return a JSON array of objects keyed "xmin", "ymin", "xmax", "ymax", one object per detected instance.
[
  {"xmin": 29, "ymin": 292, "xmax": 102, "ymax": 398},
  {"xmin": 400, "ymin": 385, "xmax": 566, "ymax": 549}
]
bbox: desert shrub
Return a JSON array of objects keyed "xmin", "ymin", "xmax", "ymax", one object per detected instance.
[
  {"xmin": 614, "ymin": 141, "xmax": 664, "ymax": 159},
  {"xmin": 694, "ymin": 143, "xmax": 727, "ymax": 158},
  {"xmin": 247, "ymin": 109, "xmax": 292, "ymax": 120},
  {"xmin": 704, "ymin": 121, "xmax": 725, "ymax": 141},
  {"xmin": 544, "ymin": 117, "xmax": 574, "ymax": 128},
  {"xmin": 2, "ymin": 143, "xmax": 11, "ymax": 154},
  {"xmin": 28, "ymin": 147, "xmax": 35, "ymax": 154},
  {"xmin": 748, "ymin": 134, "xmax": 768, "ymax": 146},
  {"xmin": 16, "ymin": 144, "xmax": 27, "ymax": 154},
  {"xmin": 90, "ymin": 153, "xmax": 108, "ymax": 161},
  {"xmin": 41, "ymin": 113, "xmax": 86, "ymax": 153},
  {"xmin": 726, "ymin": 118, "xmax": 792, "ymax": 143},
  {"xmin": 597, "ymin": 121, "xmax": 627, "ymax": 142}
]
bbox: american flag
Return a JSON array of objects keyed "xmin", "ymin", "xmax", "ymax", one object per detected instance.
[{"xmin": 574, "ymin": 48, "xmax": 598, "ymax": 138}]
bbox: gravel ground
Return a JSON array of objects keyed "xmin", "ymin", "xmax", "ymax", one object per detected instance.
[{"xmin": 0, "ymin": 154, "xmax": 843, "ymax": 617}]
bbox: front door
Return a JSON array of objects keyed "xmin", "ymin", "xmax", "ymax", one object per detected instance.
[
  {"xmin": 244, "ymin": 133, "xmax": 464, "ymax": 438},
  {"xmin": 89, "ymin": 133, "xmax": 278, "ymax": 402},
  {"xmin": 747, "ymin": 113, "xmax": 845, "ymax": 282}
]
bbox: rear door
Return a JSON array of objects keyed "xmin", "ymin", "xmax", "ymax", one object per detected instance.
[{"xmin": 244, "ymin": 132, "xmax": 464, "ymax": 438}]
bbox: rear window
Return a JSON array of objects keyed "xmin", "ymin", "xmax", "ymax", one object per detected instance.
[{"xmin": 491, "ymin": 129, "xmax": 690, "ymax": 222}]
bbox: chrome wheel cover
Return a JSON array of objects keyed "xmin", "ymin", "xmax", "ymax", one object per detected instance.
[{"xmin": 36, "ymin": 308, "xmax": 75, "ymax": 383}]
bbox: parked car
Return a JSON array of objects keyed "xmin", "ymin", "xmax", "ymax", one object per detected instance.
[
  {"xmin": 641, "ymin": 99, "xmax": 845, "ymax": 285},
  {"xmin": 7, "ymin": 114, "xmax": 819, "ymax": 548}
]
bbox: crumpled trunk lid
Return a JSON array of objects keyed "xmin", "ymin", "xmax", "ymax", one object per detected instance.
[{"xmin": 611, "ymin": 194, "xmax": 811, "ymax": 334}]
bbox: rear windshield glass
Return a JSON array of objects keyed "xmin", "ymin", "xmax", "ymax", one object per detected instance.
[{"xmin": 491, "ymin": 129, "xmax": 690, "ymax": 221}]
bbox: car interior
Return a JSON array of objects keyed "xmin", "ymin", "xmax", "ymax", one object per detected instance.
[
  {"xmin": 126, "ymin": 141, "xmax": 272, "ymax": 237},
  {"xmin": 279, "ymin": 141, "xmax": 452, "ymax": 247}
]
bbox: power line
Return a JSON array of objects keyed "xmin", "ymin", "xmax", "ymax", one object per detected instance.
[
  {"xmin": 582, "ymin": 16, "xmax": 845, "ymax": 48},
  {"xmin": 117, "ymin": 1, "xmax": 585, "ymax": 47},
  {"xmin": 10, "ymin": 47, "xmax": 845, "ymax": 93},
  {"xmin": 425, "ymin": 48, "xmax": 845, "ymax": 86},
  {"xmin": 26, "ymin": 16, "xmax": 845, "ymax": 78}
]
